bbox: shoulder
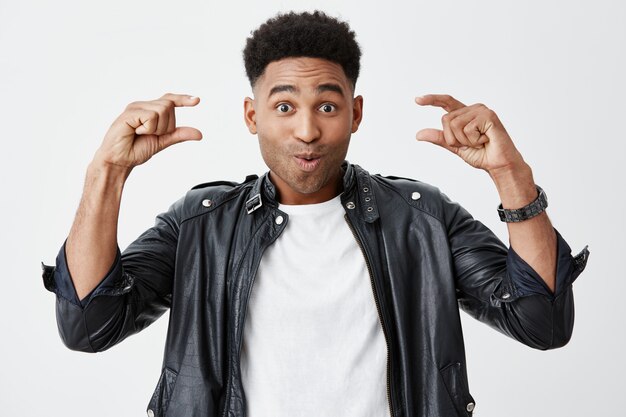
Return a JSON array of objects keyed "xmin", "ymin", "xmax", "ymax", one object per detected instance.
[
  {"xmin": 171, "ymin": 175, "xmax": 259, "ymax": 223},
  {"xmin": 370, "ymin": 173, "xmax": 451, "ymax": 223}
]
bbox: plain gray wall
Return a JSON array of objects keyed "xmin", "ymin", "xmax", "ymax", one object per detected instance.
[{"xmin": 1, "ymin": 0, "xmax": 623, "ymax": 415}]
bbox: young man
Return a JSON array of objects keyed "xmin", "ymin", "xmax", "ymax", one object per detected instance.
[{"xmin": 43, "ymin": 11, "xmax": 589, "ymax": 417}]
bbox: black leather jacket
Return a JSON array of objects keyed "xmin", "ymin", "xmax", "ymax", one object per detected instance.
[{"xmin": 42, "ymin": 162, "xmax": 589, "ymax": 417}]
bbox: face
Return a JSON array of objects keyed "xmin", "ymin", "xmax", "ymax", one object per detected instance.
[{"xmin": 244, "ymin": 57, "xmax": 363, "ymax": 205}]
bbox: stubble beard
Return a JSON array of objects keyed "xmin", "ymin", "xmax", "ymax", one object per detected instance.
[{"xmin": 265, "ymin": 149, "xmax": 345, "ymax": 196}]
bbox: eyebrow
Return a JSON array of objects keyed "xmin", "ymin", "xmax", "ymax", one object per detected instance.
[{"xmin": 267, "ymin": 83, "xmax": 345, "ymax": 99}]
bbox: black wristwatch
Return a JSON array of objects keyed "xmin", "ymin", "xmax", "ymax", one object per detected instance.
[{"xmin": 497, "ymin": 185, "xmax": 548, "ymax": 223}]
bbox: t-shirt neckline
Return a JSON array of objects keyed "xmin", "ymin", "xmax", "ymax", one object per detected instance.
[{"xmin": 278, "ymin": 194, "xmax": 343, "ymax": 216}]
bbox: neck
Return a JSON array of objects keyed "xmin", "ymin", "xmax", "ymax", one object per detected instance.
[{"xmin": 270, "ymin": 171, "xmax": 343, "ymax": 205}]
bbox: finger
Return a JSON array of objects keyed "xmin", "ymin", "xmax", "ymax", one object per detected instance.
[
  {"xmin": 416, "ymin": 128, "xmax": 455, "ymax": 150},
  {"xmin": 449, "ymin": 112, "xmax": 476, "ymax": 147},
  {"xmin": 415, "ymin": 94, "xmax": 466, "ymax": 112},
  {"xmin": 159, "ymin": 93, "xmax": 201, "ymax": 107},
  {"xmin": 440, "ymin": 114, "xmax": 460, "ymax": 147},
  {"xmin": 129, "ymin": 109, "xmax": 160, "ymax": 135},
  {"xmin": 137, "ymin": 101, "xmax": 173, "ymax": 135},
  {"xmin": 124, "ymin": 101, "xmax": 173, "ymax": 135},
  {"xmin": 158, "ymin": 126, "xmax": 203, "ymax": 150},
  {"xmin": 147, "ymin": 99, "xmax": 177, "ymax": 134},
  {"xmin": 167, "ymin": 108, "xmax": 176, "ymax": 134},
  {"xmin": 463, "ymin": 119, "xmax": 490, "ymax": 145},
  {"xmin": 416, "ymin": 128, "xmax": 464, "ymax": 156}
]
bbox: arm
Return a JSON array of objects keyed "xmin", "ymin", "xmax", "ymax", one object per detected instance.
[
  {"xmin": 489, "ymin": 161, "xmax": 557, "ymax": 293},
  {"xmin": 66, "ymin": 160, "xmax": 129, "ymax": 302},
  {"xmin": 67, "ymin": 93, "xmax": 202, "ymax": 301},
  {"xmin": 415, "ymin": 94, "xmax": 589, "ymax": 348},
  {"xmin": 415, "ymin": 94, "xmax": 560, "ymax": 293},
  {"xmin": 42, "ymin": 93, "xmax": 202, "ymax": 351},
  {"xmin": 441, "ymin": 190, "xmax": 588, "ymax": 349}
]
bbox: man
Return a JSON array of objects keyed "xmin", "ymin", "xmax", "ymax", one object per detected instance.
[{"xmin": 42, "ymin": 10, "xmax": 589, "ymax": 417}]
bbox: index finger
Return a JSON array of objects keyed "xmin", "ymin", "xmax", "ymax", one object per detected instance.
[
  {"xmin": 415, "ymin": 94, "xmax": 465, "ymax": 112},
  {"xmin": 159, "ymin": 93, "xmax": 201, "ymax": 107}
]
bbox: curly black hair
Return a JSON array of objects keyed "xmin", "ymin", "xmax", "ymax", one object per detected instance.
[{"xmin": 243, "ymin": 10, "xmax": 361, "ymax": 92}]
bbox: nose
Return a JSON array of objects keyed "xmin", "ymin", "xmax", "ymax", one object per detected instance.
[{"xmin": 293, "ymin": 111, "xmax": 321, "ymax": 143}]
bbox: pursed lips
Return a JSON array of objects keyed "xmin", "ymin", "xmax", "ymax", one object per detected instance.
[
  {"xmin": 294, "ymin": 153, "xmax": 322, "ymax": 171},
  {"xmin": 294, "ymin": 152, "xmax": 322, "ymax": 161}
]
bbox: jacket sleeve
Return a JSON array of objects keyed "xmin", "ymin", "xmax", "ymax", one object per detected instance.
[
  {"xmin": 41, "ymin": 196, "xmax": 184, "ymax": 353},
  {"xmin": 442, "ymin": 192, "xmax": 590, "ymax": 350}
]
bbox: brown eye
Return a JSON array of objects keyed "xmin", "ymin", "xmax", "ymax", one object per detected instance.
[
  {"xmin": 320, "ymin": 104, "xmax": 336, "ymax": 113},
  {"xmin": 277, "ymin": 104, "xmax": 292, "ymax": 113}
]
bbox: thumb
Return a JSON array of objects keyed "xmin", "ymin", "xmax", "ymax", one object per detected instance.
[
  {"xmin": 416, "ymin": 128, "xmax": 446, "ymax": 146},
  {"xmin": 158, "ymin": 127, "xmax": 203, "ymax": 150},
  {"xmin": 416, "ymin": 128, "xmax": 462, "ymax": 154}
]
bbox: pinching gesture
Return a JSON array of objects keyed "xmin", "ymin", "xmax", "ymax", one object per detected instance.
[
  {"xmin": 415, "ymin": 94, "xmax": 524, "ymax": 174},
  {"xmin": 94, "ymin": 93, "xmax": 203, "ymax": 173}
]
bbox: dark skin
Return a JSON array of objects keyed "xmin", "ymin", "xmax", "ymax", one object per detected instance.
[
  {"xmin": 415, "ymin": 94, "xmax": 556, "ymax": 293},
  {"xmin": 243, "ymin": 57, "xmax": 363, "ymax": 205},
  {"xmin": 244, "ymin": 57, "xmax": 556, "ymax": 292},
  {"xmin": 64, "ymin": 56, "xmax": 556, "ymax": 303}
]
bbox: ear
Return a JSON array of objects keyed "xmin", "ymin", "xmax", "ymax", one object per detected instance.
[
  {"xmin": 244, "ymin": 97, "xmax": 257, "ymax": 134},
  {"xmin": 351, "ymin": 95, "xmax": 364, "ymax": 133}
]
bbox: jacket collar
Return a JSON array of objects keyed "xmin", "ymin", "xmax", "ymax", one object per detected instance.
[{"xmin": 246, "ymin": 161, "xmax": 379, "ymax": 223}]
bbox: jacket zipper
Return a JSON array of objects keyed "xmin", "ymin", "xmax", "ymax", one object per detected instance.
[
  {"xmin": 344, "ymin": 214, "xmax": 395, "ymax": 417},
  {"xmin": 222, "ymin": 211, "xmax": 287, "ymax": 417}
]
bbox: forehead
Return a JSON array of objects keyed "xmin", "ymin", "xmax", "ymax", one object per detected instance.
[{"xmin": 254, "ymin": 57, "xmax": 351, "ymax": 97}]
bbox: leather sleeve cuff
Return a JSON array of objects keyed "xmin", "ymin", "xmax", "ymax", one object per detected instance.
[
  {"xmin": 506, "ymin": 228, "xmax": 589, "ymax": 299},
  {"xmin": 41, "ymin": 239, "xmax": 126, "ymax": 308}
]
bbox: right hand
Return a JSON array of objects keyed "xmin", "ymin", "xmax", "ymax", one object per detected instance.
[{"xmin": 93, "ymin": 93, "xmax": 203, "ymax": 171}]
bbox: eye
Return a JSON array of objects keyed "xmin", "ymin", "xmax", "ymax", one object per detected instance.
[
  {"xmin": 276, "ymin": 103, "xmax": 293, "ymax": 113},
  {"xmin": 319, "ymin": 103, "xmax": 336, "ymax": 113}
]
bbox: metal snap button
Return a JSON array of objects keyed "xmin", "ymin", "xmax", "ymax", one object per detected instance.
[
  {"xmin": 502, "ymin": 293, "xmax": 511, "ymax": 299},
  {"xmin": 411, "ymin": 192, "xmax": 421, "ymax": 201},
  {"xmin": 346, "ymin": 202, "xmax": 356, "ymax": 209},
  {"xmin": 147, "ymin": 409, "xmax": 155, "ymax": 417},
  {"xmin": 466, "ymin": 402, "xmax": 475, "ymax": 412},
  {"xmin": 275, "ymin": 215, "xmax": 284, "ymax": 225},
  {"xmin": 202, "ymin": 199, "xmax": 212, "ymax": 207}
]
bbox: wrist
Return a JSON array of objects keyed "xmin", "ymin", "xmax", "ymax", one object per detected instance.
[
  {"xmin": 89, "ymin": 154, "xmax": 133, "ymax": 184},
  {"xmin": 497, "ymin": 185, "xmax": 547, "ymax": 222},
  {"xmin": 87, "ymin": 159, "xmax": 131, "ymax": 195},
  {"xmin": 488, "ymin": 161, "xmax": 537, "ymax": 209}
]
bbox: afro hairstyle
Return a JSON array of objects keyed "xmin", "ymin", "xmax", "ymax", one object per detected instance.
[{"xmin": 243, "ymin": 10, "xmax": 362, "ymax": 92}]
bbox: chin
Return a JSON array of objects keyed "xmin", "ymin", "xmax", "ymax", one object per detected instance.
[{"xmin": 290, "ymin": 182, "xmax": 325, "ymax": 195}]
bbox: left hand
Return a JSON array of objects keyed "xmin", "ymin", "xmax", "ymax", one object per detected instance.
[{"xmin": 415, "ymin": 94, "xmax": 524, "ymax": 173}]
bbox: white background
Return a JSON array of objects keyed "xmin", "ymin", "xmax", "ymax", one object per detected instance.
[{"xmin": 1, "ymin": 0, "xmax": 624, "ymax": 416}]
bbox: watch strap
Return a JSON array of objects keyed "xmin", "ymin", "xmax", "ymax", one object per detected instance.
[{"xmin": 497, "ymin": 185, "xmax": 548, "ymax": 223}]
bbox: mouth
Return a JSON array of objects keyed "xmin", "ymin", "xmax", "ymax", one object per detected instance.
[{"xmin": 294, "ymin": 154, "xmax": 322, "ymax": 172}]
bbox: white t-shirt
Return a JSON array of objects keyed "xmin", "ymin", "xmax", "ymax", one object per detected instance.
[{"xmin": 240, "ymin": 195, "xmax": 389, "ymax": 417}]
